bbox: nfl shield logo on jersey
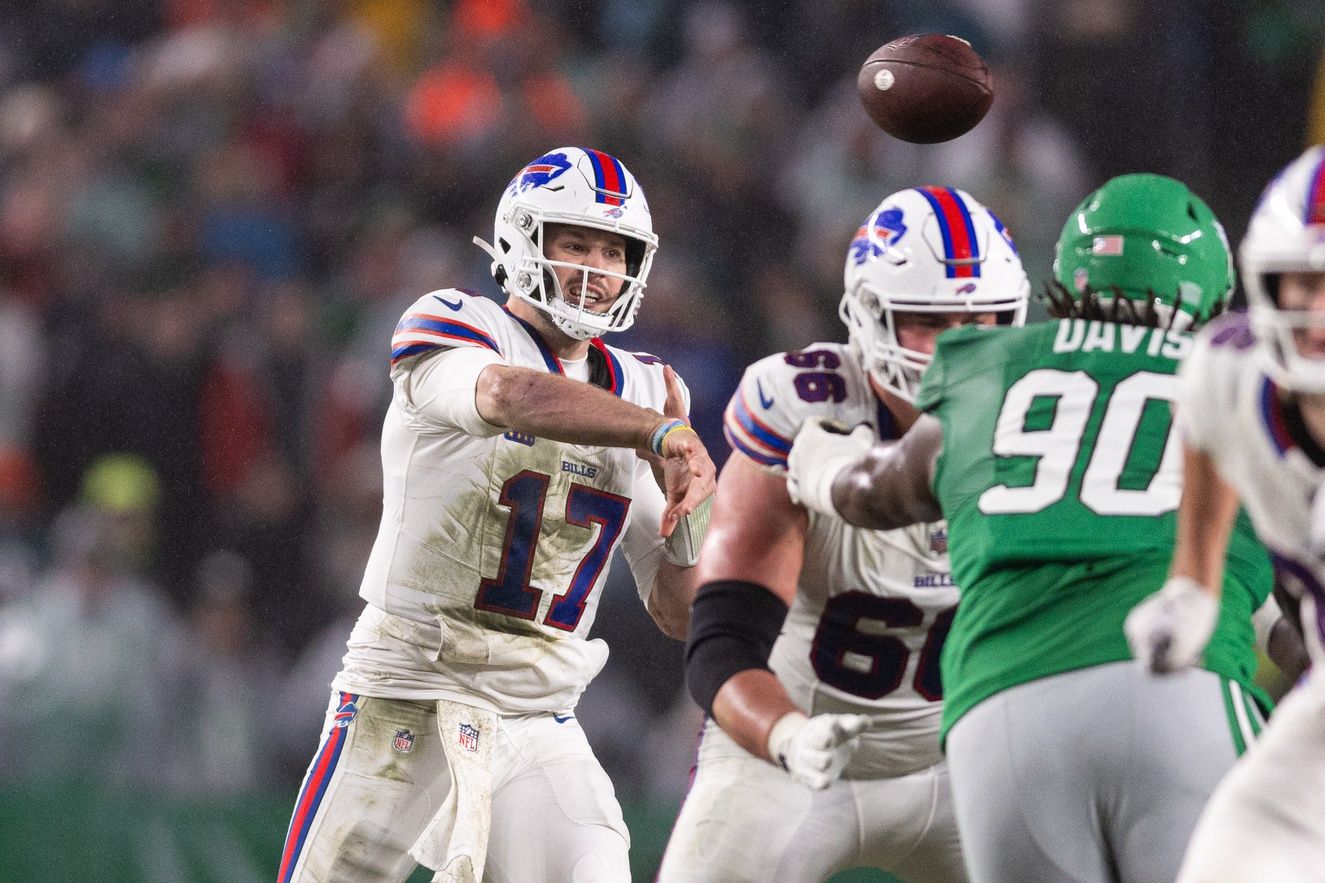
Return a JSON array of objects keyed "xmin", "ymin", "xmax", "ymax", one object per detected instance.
[
  {"xmin": 929, "ymin": 527, "xmax": 948, "ymax": 554},
  {"xmin": 458, "ymin": 723, "xmax": 480, "ymax": 752},
  {"xmin": 393, "ymin": 729, "xmax": 415, "ymax": 753}
]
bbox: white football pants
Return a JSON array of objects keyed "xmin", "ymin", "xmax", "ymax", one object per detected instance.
[
  {"xmin": 278, "ymin": 692, "xmax": 630, "ymax": 883},
  {"xmin": 657, "ymin": 719, "xmax": 967, "ymax": 882}
]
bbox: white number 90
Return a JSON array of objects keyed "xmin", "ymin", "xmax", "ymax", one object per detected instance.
[{"xmin": 977, "ymin": 369, "xmax": 1181, "ymax": 517}]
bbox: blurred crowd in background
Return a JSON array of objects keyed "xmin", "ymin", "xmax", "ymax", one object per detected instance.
[{"xmin": 0, "ymin": 0, "xmax": 1323, "ymax": 821}]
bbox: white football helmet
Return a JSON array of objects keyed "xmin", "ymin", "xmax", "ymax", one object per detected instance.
[
  {"xmin": 474, "ymin": 147, "xmax": 658, "ymax": 340},
  {"xmin": 840, "ymin": 187, "xmax": 1029, "ymax": 401},
  {"xmin": 1241, "ymin": 144, "xmax": 1325, "ymax": 393}
]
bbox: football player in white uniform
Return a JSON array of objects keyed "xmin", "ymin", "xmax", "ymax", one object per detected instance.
[
  {"xmin": 1125, "ymin": 145, "xmax": 1325, "ymax": 882},
  {"xmin": 278, "ymin": 147, "xmax": 717, "ymax": 883},
  {"xmin": 658, "ymin": 188, "xmax": 1028, "ymax": 882}
]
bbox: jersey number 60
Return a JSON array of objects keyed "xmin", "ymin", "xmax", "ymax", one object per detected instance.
[{"xmin": 812, "ymin": 593, "xmax": 956, "ymax": 701}]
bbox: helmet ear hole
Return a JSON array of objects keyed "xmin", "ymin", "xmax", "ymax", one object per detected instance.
[
  {"xmin": 1265, "ymin": 273, "xmax": 1281, "ymax": 306},
  {"xmin": 624, "ymin": 239, "xmax": 646, "ymax": 279}
]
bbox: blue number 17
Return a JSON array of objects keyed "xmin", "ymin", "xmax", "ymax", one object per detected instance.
[{"xmin": 475, "ymin": 470, "xmax": 631, "ymax": 631}]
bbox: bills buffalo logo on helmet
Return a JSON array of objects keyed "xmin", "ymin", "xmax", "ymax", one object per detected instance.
[
  {"xmin": 849, "ymin": 208, "xmax": 908, "ymax": 266},
  {"xmin": 511, "ymin": 152, "xmax": 573, "ymax": 194}
]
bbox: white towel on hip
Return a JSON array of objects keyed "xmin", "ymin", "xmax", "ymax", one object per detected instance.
[{"xmin": 409, "ymin": 700, "xmax": 499, "ymax": 883}]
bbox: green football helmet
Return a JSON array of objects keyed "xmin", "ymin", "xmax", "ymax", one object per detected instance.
[{"xmin": 1053, "ymin": 173, "xmax": 1234, "ymax": 327}]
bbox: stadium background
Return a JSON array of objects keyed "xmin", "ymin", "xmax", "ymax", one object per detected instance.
[{"xmin": 0, "ymin": 1, "xmax": 1321, "ymax": 880}]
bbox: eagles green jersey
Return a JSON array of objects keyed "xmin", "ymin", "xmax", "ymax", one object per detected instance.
[{"xmin": 915, "ymin": 320, "xmax": 1273, "ymax": 737}]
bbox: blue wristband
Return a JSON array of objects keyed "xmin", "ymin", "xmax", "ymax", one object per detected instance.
[{"xmin": 650, "ymin": 418, "xmax": 689, "ymax": 457}]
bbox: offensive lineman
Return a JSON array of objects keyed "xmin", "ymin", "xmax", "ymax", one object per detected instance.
[
  {"xmin": 1126, "ymin": 145, "xmax": 1325, "ymax": 883},
  {"xmin": 278, "ymin": 148, "xmax": 716, "ymax": 883},
  {"xmin": 786, "ymin": 174, "xmax": 1275, "ymax": 883},
  {"xmin": 659, "ymin": 187, "xmax": 1028, "ymax": 882}
]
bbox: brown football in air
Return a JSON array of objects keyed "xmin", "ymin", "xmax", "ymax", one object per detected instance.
[{"xmin": 857, "ymin": 34, "xmax": 993, "ymax": 144}]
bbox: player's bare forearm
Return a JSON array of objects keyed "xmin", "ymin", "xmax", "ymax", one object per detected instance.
[
  {"xmin": 688, "ymin": 454, "xmax": 806, "ymax": 758},
  {"xmin": 712, "ymin": 668, "xmax": 801, "ymax": 763},
  {"xmin": 696, "ymin": 454, "xmax": 806, "ymax": 590},
  {"xmin": 647, "ymin": 560, "xmax": 698, "ymax": 640},
  {"xmin": 476, "ymin": 363, "xmax": 663, "ymax": 451},
  {"xmin": 831, "ymin": 416, "xmax": 942, "ymax": 529},
  {"xmin": 478, "ymin": 363, "xmax": 715, "ymax": 533},
  {"xmin": 1169, "ymin": 442, "xmax": 1240, "ymax": 596}
]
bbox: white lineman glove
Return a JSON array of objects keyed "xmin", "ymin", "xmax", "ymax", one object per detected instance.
[
  {"xmin": 786, "ymin": 418, "xmax": 874, "ymax": 517},
  {"xmin": 766, "ymin": 711, "xmax": 870, "ymax": 790},
  {"xmin": 1124, "ymin": 576, "xmax": 1220, "ymax": 674}
]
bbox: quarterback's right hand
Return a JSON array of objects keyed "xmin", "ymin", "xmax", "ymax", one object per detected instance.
[
  {"xmin": 650, "ymin": 365, "xmax": 716, "ymax": 538},
  {"xmin": 1124, "ymin": 576, "xmax": 1220, "ymax": 674},
  {"xmin": 786, "ymin": 418, "xmax": 874, "ymax": 517},
  {"xmin": 766, "ymin": 711, "xmax": 869, "ymax": 790}
]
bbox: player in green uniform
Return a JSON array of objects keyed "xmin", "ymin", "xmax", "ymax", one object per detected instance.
[{"xmin": 786, "ymin": 174, "xmax": 1275, "ymax": 883}]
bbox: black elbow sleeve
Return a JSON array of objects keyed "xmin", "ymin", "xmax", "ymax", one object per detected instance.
[{"xmin": 684, "ymin": 580, "xmax": 789, "ymax": 717}]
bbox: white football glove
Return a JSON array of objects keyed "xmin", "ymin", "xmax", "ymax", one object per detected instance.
[
  {"xmin": 786, "ymin": 418, "xmax": 874, "ymax": 517},
  {"xmin": 1124, "ymin": 576, "xmax": 1220, "ymax": 674},
  {"xmin": 766, "ymin": 711, "xmax": 870, "ymax": 790}
]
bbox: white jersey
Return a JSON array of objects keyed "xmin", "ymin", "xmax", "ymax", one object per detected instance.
[
  {"xmin": 724, "ymin": 342, "xmax": 955, "ymax": 777},
  {"xmin": 334, "ymin": 289, "xmax": 681, "ymax": 714},
  {"xmin": 1179, "ymin": 312, "xmax": 1325, "ymax": 664}
]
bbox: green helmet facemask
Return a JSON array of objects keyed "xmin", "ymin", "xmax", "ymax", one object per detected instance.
[{"xmin": 1053, "ymin": 173, "xmax": 1234, "ymax": 327}]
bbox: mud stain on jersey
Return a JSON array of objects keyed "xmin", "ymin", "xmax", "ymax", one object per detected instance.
[{"xmin": 410, "ymin": 440, "xmax": 633, "ymax": 617}]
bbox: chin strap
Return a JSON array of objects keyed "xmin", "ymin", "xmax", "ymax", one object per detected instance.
[
  {"xmin": 549, "ymin": 310, "xmax": 598, "ymax": 341},
  {"xmin": 471, "ymin": 235, "xmax": 500, "ymax": 263}
]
